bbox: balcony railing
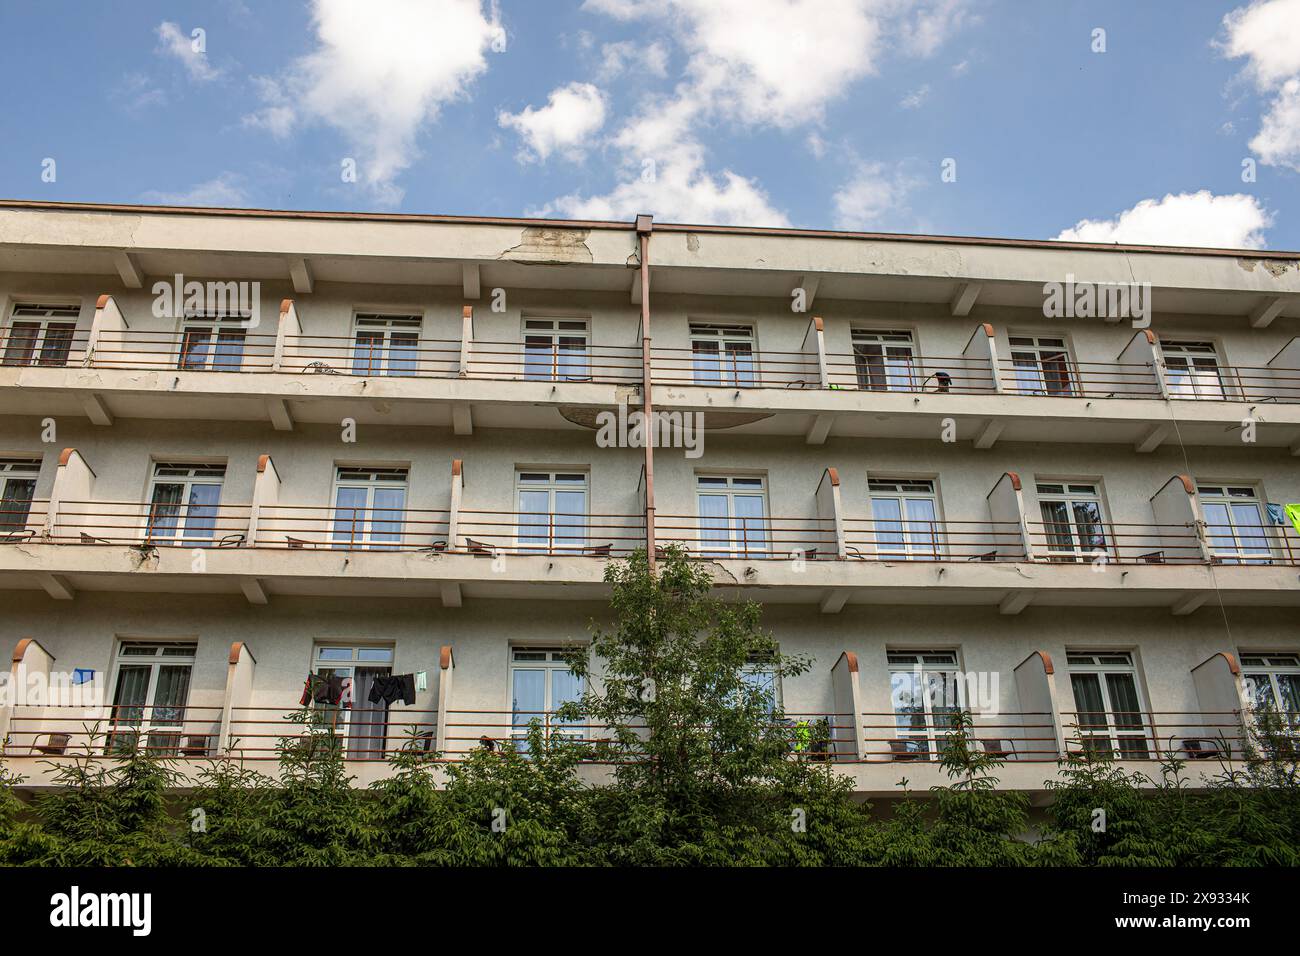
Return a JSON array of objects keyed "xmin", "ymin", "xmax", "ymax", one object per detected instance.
[
  {"xmin": 1058, "ymin": 710, "xmax": 1260, "ymax": 761},
  {"xmin": 842, "ymin": 519, "xmax": 1026, "ymax": 562},
  {"xmin": 999, "ymin": 358, "xmax": 1162, "ymax": 399},
  {"xmin": 89, "ymin": 330, "xmax": 278, "ymax": 372},
  {"xmin": 466, "ymin": 341, "xmax": 642, "ymax": 384},
  {"xmin": 46, "ymin": 500, "xmax": 253, "ymax": 548},
  {"xmin": 455, "ymin": 509, "xmax": 647, "ymax": 557},
  {"xmin": 252, "ymin": 505, "xmax": 451, "ymax": 552},
  {"xmin": 279, "ymin": 333, "xmax": 459, "ymax": 378},
  {"xmin": 826, "ymin": 352, "xmax": 999, "ymax": 394},
  {"xmin": 654, "ymin": 514, "xmax": 838, "ymax": 559},
  {"xmin": 1024, "ymin": 521, "xmax": 1209, "ymax": 565},
  {"xmin": 650, "ymin": 347, "xmax": 823, "ymax": 389},
  {"xmin": 3, "ymin": 704, "xmax": 225, "ymax": 758},
  {"xmin": 1, "ymin": 328, "xmax": 92, "ymax": 368},
  {"xmin": 1163, "ymin": 364, "xmax": 1300, "ymax": 404},
  {"xmin": 861, "ymin": 711, "xmax": 1060, "ymax": 762}
]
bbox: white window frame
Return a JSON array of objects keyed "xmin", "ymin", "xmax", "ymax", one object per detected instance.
[
  {"xmin": 509, "ymin": 646, "xmax": 586, "ymax": 745},
  {"xmin": 690, "ymin": 322, "xmax": 757, "ymax": 387},
  {"xmin": 1197, "ymin": 484, "xmax": 1274, "ymax": 565},
  {"xmin": 852, "ymin": 329, "xmax": 917, "ymax": 392},
  {"xmin": 1162, "ymin": 340, "xmax": 1226, "ymax": 400},
  {"xmin": 867, "ymin": 477, "xmax": 942, "ymax": 559},
  {"xmin": 351, "ymin": 313, "xmax": 423, "ymax": 377},
  {"xmin": 1240, "ymin": 653, "xmax": 1300, "ymax": 729},
  {"xmin": 145, "ymin": 462, "xmax": 227, "ymax": 547},
  {"xmin": 1008, "ymin": 334, "xmax": 1075, "ymax": 397},
  {"xmin": 108, "ymin": 641, "xmax": 198, "ymax": 754},
  {"xmin": 331, "ymin": 466, "xmax": 409, "ymax": 550},
  {"xmin": 522, "ymin": 317, "xmax": 590, "ymax": 382},
  {"xmin": 177, "ymin": 312, "xmax": 250, "ymax": 372},
  {"xmin": 1066, "ymin": 651, "xmax": 1150, "ymax": 758},
  {"xmin": 309, "ymin": 643, "xmax": 397, "ymax": 754},
  {"xmin": 695, "ymin": 474, "xmax": 769, "ymax": 556},
  {"xmin": 514, "ymin": 471, "xmax": 589, "ymax": 553},
  {"xmin": 0, "ymin": 457, "xmax": 41, "ymax": 534},
  {"xmin": 887, "ymin": 650, "xmax": 963, "ymax": 759},
  {"xmin": 1034, "ymin": 481, "xmax": 1108, "ymax": 562},
  {"xmin": 2, "ymin": 303, "xmax": 80, "ymax": 368}
]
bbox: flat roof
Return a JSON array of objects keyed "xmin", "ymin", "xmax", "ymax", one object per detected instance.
[{"xmin": 2, "ymin": 198, "xmax": 1297, "ymax": 260}]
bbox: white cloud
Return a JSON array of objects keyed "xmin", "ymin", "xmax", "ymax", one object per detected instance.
[
  {"xmin": 832, "ymin": 161, "xmax": 919, "ymax": 231},
  {"xmin": 1220, "ymin": 0, "xmax": 1300, "ymax": 169},
  {"xmin": 498, "ymin": 82, "xmax": 608, "ymax": 162},
  {"xmin": 597, "ymin": 40, "xmax": 670, "ymax": 80},
  {"xmin": 806, "ymin": 131, "xmax": 828, "ymax": 158},
  {"xmin": 156, "ymin": 21, "xmax": 219, "ymax": 82},
  {"xmin": 242, "ymin": 0, "xmax": 502, "ymax": 204},
  {"xmin": 899, "ymin": 0, "xmax": 974, "ymax": 57},
  {"xmin": 1054, "ymin": 192, "xmax": 1273, "ymax": 250},
  {"xmin": 951, "ymin": 59, "xmax": 970, "ymax": 76},
  {"xmin": 900, "ymin": 85, "xmax": 930, "ymax": 109},
  {"xmin": 140, "ymin": 173, "xmax": 249, "ymax": 207}
]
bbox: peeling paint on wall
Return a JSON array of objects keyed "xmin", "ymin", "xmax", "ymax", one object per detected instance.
[
  {"xmin": 1237, "ymin": 257, "xmax": 1298, "ymax": 278},
  {"xmin": 499, "ymin": 227, "xmax": 593, "ymax": 264}
]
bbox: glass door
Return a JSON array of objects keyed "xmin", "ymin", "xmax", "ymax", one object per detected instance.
[
  {"xmin": 516, "ymin": 471, "xmax": 588, "ymax": 553},
  {"xmin": 1241, "ymin": 654, "xmax": 1300, "ymax": 732},
  {"xmin": 146, "ymin": 462, "xmax": 225, "ymax": 546},
  {"xmin": 888, "ymin": 651, "xmax": 962, "ymax": 760},
  {"xmin": 1036, "ymin": 482, "xmax": 1107, "ymax": 561},
  {"xmin": 1162, "ymin": 341, "xmax": 1225, "ymax": 399},
  {"xmin": 696, "ymin": 475, "xmax": 768, "ymax": 557},
  {"xmin": 310, "ymin": 644, "xmax": 395, "ymax": 759},
  {"xmin": 1198, "ymin": 485, "xmax": 1272, "ymax": 565},
  {"xmin": 853, "ymin": 330, "xmax": 916, "ymax": 391},
  {"xmin": 0, "ymin": 458, "xmax": 40, "ymax": 534},
  {"xmin": 2, "ymin": 304, "xmax": 79, "ymax": 367},
  {"xmin": 510, "ymin": 647, "xmax": 585, "ymax": 751},
  {"xmin": 1009, "ymin": 335, "xmax": 1074, "ymax": 396},
  {"xmin": 690, "ymin": 323, "xmax": 756, "ymax": 386},
  {"xmin": 331, "ymin": 466, "xmax": 409, "ymax": 550},
  {"xmin": 1066, "ymin": 652, "xmax": 1149, "ymax": 758},
  {"xmin": 523, "ymin": 318, "xmax": 590, "ymax": 381},
  {"xmin": 108, "ymin": 642, "xmax": 196, "ymax": 755},
  {"xmin": 179, "ymin": 317, "xmax": 246, "ymax": 372},
  {"xmin": 351, "ymin": 314, "xmax": 421, "ymax": 377},
  {"xmin": 868, "ymin": 478, "xmax": 940, "ymax": 559}
]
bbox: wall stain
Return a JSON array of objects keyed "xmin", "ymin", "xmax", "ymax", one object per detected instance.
[{"xmin": 499, "ymin": 227, "xmax": 593, "ymax": 264}]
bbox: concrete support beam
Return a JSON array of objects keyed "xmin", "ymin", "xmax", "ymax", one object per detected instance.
[
  {"xmin": 267, "ymin": 398, "xmax": 294, "ymax": 432},
  {"xmin": 1135, "ymin": 424, "xmax": 1169, "ymax": 453},
  {"xmin": 113, "ymin": 251, "xmax": 143, "ymax": 289},
  {"xmin": 629, "ymin": 269, "xmax": 641, "ymax": 305},
  {"xmin": 819, "ymin": 589, "xmax": 849, "ymax": 614},
  {"xmin": 452, "ymin": 404, "xmax": 473, "ymax": 436},
  {"xmin": 794, "ymin": 274, "xmax": 819, "ymax": 310},
  {"xmin": 239, "ymin": 577, "xmax": 269, "ymax": 605},
  {"xmin": 79, "ymin": 393, "xmax": 113, "ymax": 426},
  {"xmin": 36, "ymin": 572, "xmax": 74, "ymax": 601},
  {"xmin": 999, "ymin": 590, "xmax": 1033, "ymax": 615},
  {"xmin": 805, "ymin": 413, "xmax": 834, "ymax": 445},
  {"xmin": 462, "ymin": 263, "xmax": 480, "ymax": 300},
  {"xmin": 1171, "ymin": 591, "xmax": 1209, "ymax": 616},
  {"xmin": 950, "ymin": 282, "xmax": 981, "ymax": 317},
  {"xmin": 1291, "ymin": 434, "xmax": 1300, "ymax": 457},
  {"xmin": 1249, "ymin": 296, "xmax": 1286, "ymax": 329},
  {"xmin": 440, "ymin": 583, "xmax": 463, "ymax": 608},
  {"xmin": 973, "ymin": 419, "xmax": 1004, "ymax": 449},
  {"xmin": 287, "ymin": 257, "xmax": 314, "ymax": 294}
]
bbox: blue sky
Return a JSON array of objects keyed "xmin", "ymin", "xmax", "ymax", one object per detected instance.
[{"xmin": 1, "ymin": 0, "xmax": 1297, "ymax": 249}]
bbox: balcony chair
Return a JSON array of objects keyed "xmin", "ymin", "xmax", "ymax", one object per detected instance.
[
  {"xmin": 464, "ymin": 537, "xmax": 495, "ymax": 555},
  {"xmin": 305, "ymin": 361, "xmax": 339, "ymax": 374},
  {"xmin": 966, "ymin": 550, "xmax": 998, "ymax": 562},
  {"xmin": 1, "ymin": 528, "xmax": 36, "ymax": 543},
  {"xmin": 979, "ymin": 738, "xmax": 1015, "ymax": 760},
  {"xmin": 217, "ymin": 533, "xmax": 245, "ymax": 547},
  {"xmin": 1138, "ymin": 550, "xmax": 1166, "ymax": 564},
  {"xmin": 789, "ymin": 546, "xmax": 818, "ymax": 561},
  {"xmin": 30, "ymin": 733, "xmax": 71, "ymax": 756},
  {"xmin": 180, "ymin": 735, "xmax": 210, "ymax": 758},
  {"xmin": 888, "ymin": 738, "xmax": 928, "ymax": 761},
  {"xmin": 1181, "ymin": 738, "xmax": 1224, "ymax": 760},
  {"xmin": 79, "ymin": 532, "xmax": 114, "ymax": 545},
  {"xmin": 286, "ymin": 535, "xmax": 318, "ymax": 549},
  {"xmin": 583, "ymin": 543, "xmax": 613, "ymax": 557},
  {"xmin": 418, "ymin": 540, "xmax": 448, "ymax": 554}
]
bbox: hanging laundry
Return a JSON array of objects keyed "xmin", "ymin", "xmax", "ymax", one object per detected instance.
[
  {"xmin": 1267, "ymin": 503, "xmax": 1286, "ymax": 525},
  {"xmin": 299, "ymin": 673, "xmax": 346, "ymax": 706},
  {"xmin": 367, "ymin": 673, "xmax": 417, "ymax": 706},
  {"xmin": 1286, "ymin": 503, "xmax": 1300, "ymax": 536}
]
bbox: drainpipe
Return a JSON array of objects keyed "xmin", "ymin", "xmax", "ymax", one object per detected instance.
[{"xmin": 637, "ymin": 214, "xmax": 656, "ymax": 572}]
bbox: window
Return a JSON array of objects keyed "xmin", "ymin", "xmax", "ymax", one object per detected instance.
[
  {"xmin": 888, "ymin": 651, "xmax": 962, "ymax": 760},
  {"xmin": 1036, "ymin": 482, "xmax": 1107, "ymax": 561},
  {"xmin": 0, "ymin": 458, "xmax": 40, "ymax": 533},
  {"xmin": 1198, "ymin": 485, "xmax": 1272, "ymax": 565},
  {"xmin": 868, "ymin": 478, "xmax": 940, "ymax": 559},
  {"xmin": 332, "ymin": 466, "xmax": 409, "ymax": 549},
  {"xmin": 108, "ymin": 642, "xmax": 196, "ymax": 755},
  {"xmin": 1162, "ymin": 341, "xmax": 1225, "ymax": 400},
  {"xmin": 178, "ymin": 314, "xmax": 247, "ymax": 372},
  {"xmin": 742, "ymin": 653, "xmax": 782, "ymax": 716},
  {"xmin": 523, "ymin": 318, "xmax": 590, "ymax": 382},
  {"xmin": 690, "ymin": 323, "xmax": 756, "ymax": 386},
  {"xmin": 2, "ymin": 303, "xmax": 79, "ymax": 368},
  {"xmin": 146, "ymin": 462, "xmax": 225, "ymax": 546},
  {"xmin": 696, "ymin": 475, "xmax": 768, "ymax": 556},
  {"xmin": 1066, "ymin": 651, "xmax": 1149, "ymax": 758},
  {"xmin": 1241, "ymin": 654, "xmax": 1300, "ymax": 731},
  {"xmin": 510, "ymin": 647, "xmax": 584, "ymax": 749},
  {"xmin": 852, "ymin": 329, "xmax": 916, "ymax": 392},
  {"xmin": 1009, "ymin": 335, "xmax": 1074, "ymax": 396},
  {"xmin": 516, "ymin": 471, "xmax": 587, "ymax": 553},
  {"xmin": 352, "ymin": 313, "xmax": 421, "ymax": 377},
  {"xmin": 310, "ymin": 644, "xmax": 395, "ymax": 759}
]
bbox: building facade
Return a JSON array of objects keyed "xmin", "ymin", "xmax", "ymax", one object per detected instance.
[{"xmin": 1, "ymin": 200, "xmax": 1298, "ymax": 798}]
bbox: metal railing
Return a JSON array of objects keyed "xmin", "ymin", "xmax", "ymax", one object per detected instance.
[
  {"xmin": 860, "ymin": 711, "xmax": 1060, "ymax": 763},
  {"xmin": 252, "ymin": 505, "xmax": 450, "ymax": 552},
  {"xmin": 999, "ymin": 358, "xmax": 1162, "ymax": 399},
  {"xmin": 650, "ymin": 346, "xmax": 823, "ymax": 389},
  {"xmin": 466, "ymin": 341, "xmax": 642, "ymax": 384},
  {"xmin": 825, "ymin": 352, "xmax": 998, "ymax": 394},
  {"xmin": 47, "ymin": 500, "xmax": 253, "ymax": 548},
  {"xmin": 1163, "ymin": 364, "xmax": 1300, "ymax": 404},
  {"xmin": 3, "ymin": 704, "xmax": 225, "ymax": 758},
  {"xmin": 455, "ymin": 510, "xmax": 646, "ymax": 557},
  {"xmin": 279, "ymin": 333, "xmax": 460, "ymax": 378},
  {"xmin": 842, "ymin": 519, "xmax": 1026, "ymax": 562},
  {"xmin": 89, "ymin": 330, "xmax": 278, "ymax": 372},
  {"xmin": 653, "ymin": 514, "xmax": 838, "ymax": 559},
  {"xmin": 1058, "ymin": 710, "xmax": 1262, "ymax": 761},
  {"xmin": 0, "ymin": 329, "xmax": 92, "ymax": 368}
]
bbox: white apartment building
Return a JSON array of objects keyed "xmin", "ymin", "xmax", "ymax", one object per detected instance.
[{"xmin": 1, "ymin": 200, "xmax": 1298, "ymax": 798}]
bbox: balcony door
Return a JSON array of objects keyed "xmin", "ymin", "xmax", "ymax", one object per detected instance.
[
  {"xmin": 1036, "ymin": 482, "xmax": 1107, "ymax": 561},
  {"xmin": 853, "ymin": 329, "xmax": 917, "ymax": 392},
  {"xmin": 311, "ymin": 644, "xmax": 395, "ymax": 759},
  {"xmin": 1009, "ymin": 335, "xmax": 1074, "ymax": 396},
  {"xmin": 2, "ymin": 303, "xmax": 79, "ymax": 368},
  {"xmin": 1241, "ymin": 654, "xmax": 1300, "ymax": 732},
  {"xmin": 146, "ymin": 462, "xmax": 225, "ymax": 546},
  {"xmin": 868, "ymin": 478, "xmax": 940, "ymax": 559},
  {"xmin": 0, "ymin": 458, "xmax": 40, "ymax": 534},
  {"xmin": 1067, "ymin": 651, "xmax": 1149, "ymax": 758},
  {"xmin": 352, "ymin": 313, "xmax": 421, "ymax": 377},
  {"xmin": 331, "ymin": 466, "xmax": 408, "ymax": 549},
  {"xmin": 1162, "ymin": 341, "xmax": 1225, "ymax": 400},
  {"xmin": 1198, "ymin": 485, "xmax": 1272, "ymax": 565},
  {"xmin": 697, "ymin": 475, "xmax": 768, "ymax": 557},
  {"xmin": 690, "ymin": 323, "xmax": 756, "ymax": 387},
  {"xmin": 179, "ymin": 316, "xmax": 246, "ymax": 372},
  {"xmin": 510, "ymin": 647, "xmax": 584, "ymax": 750},
  {"xmin": 516, "ymin": 471, "xmax": 587, "ymax": 553},
  {"xmin": 108, "ymin": 642, "xmax": 196, "ymax": 755},
  {"xmin": 888, "ymin": 651, "xmax": 962, "ymax": 760},
  {"xmin": 523, "ymin": 318, "xmax": 590, "ymax": 381}
]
